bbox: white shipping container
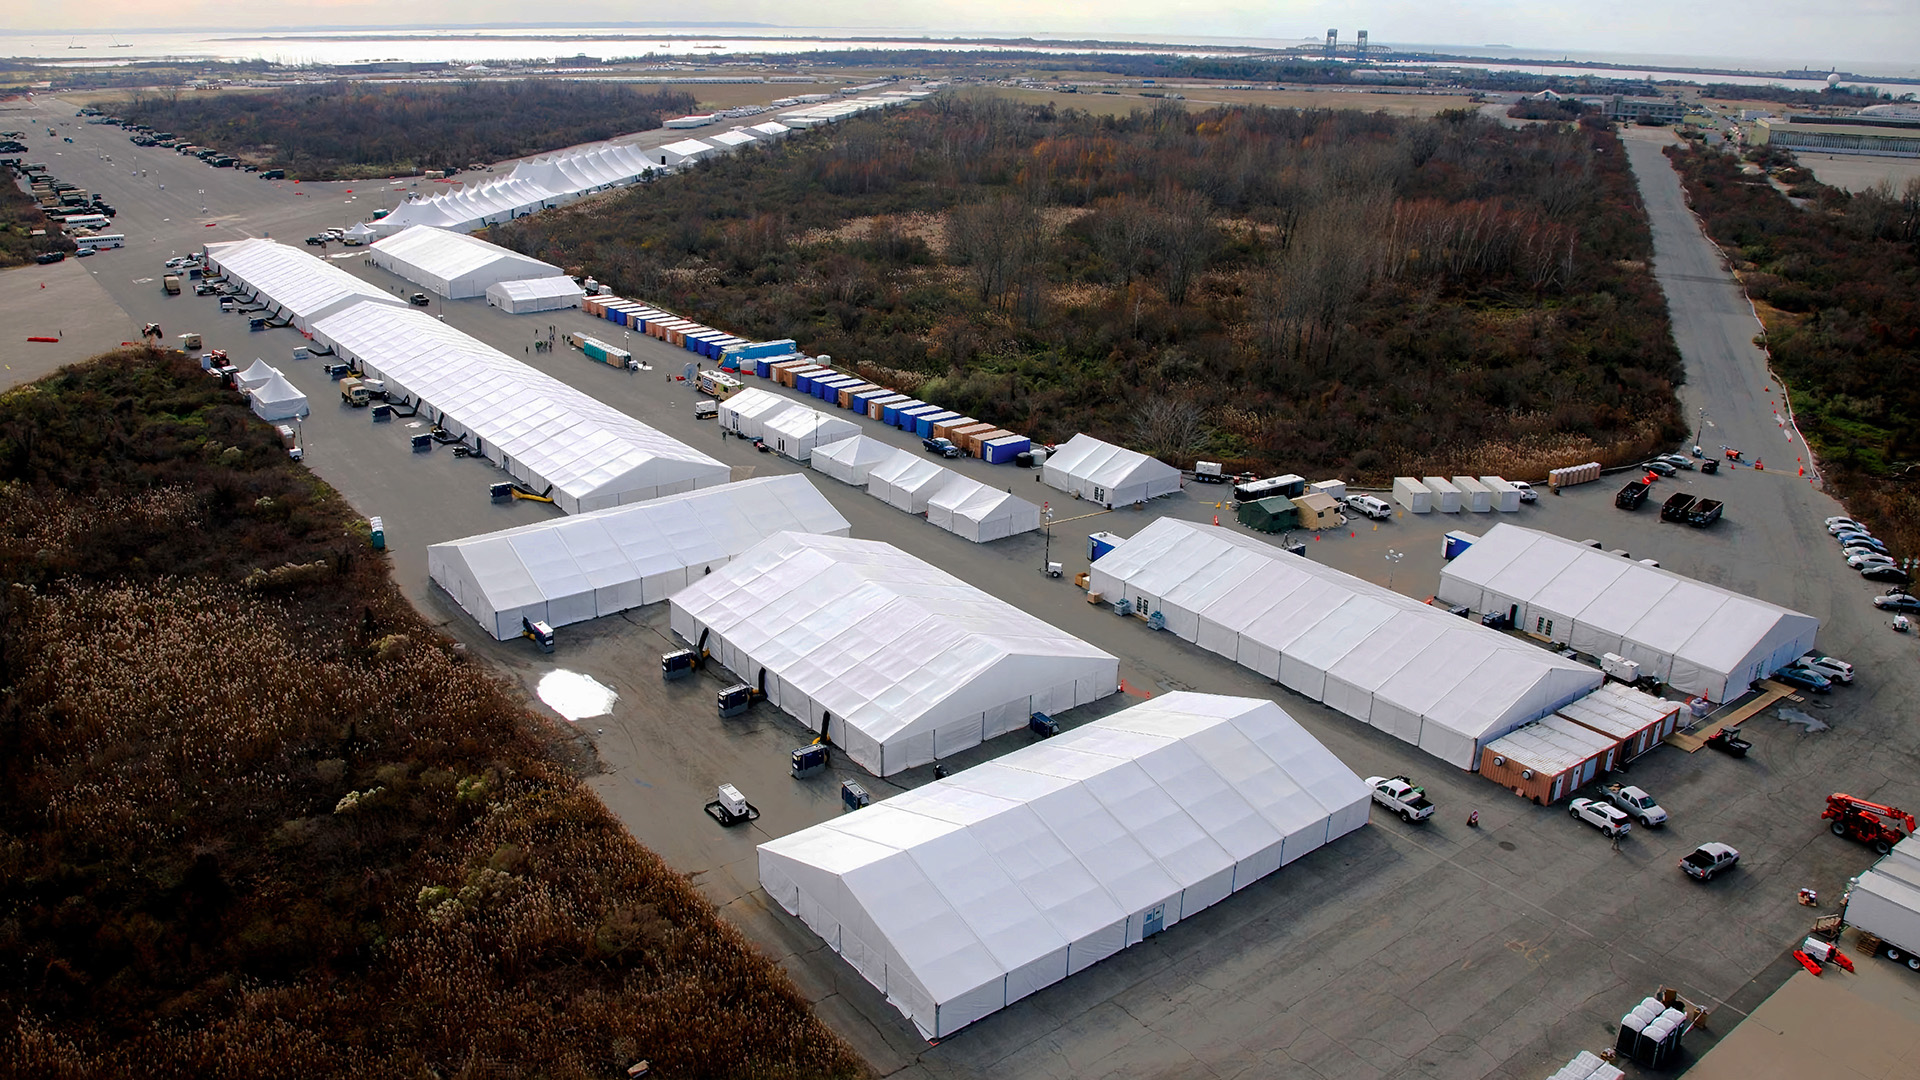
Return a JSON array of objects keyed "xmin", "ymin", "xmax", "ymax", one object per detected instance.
[
  {"xmin": 1452, "ymin": 476, "xmax": 1492, "ymax": 512},
  {"xmin": 1479, "ymin": 476, "xmax": 1522, "ymax": 512},
  {"xmin": 1422, "ymin": 476, "xmax": 1462, "ymax": 513},
  {"xmin": 1392, "ymin": 477, "xmax": 1431, "ymax": 514},
  {"xmin": 1309, "ymin": 479, "xmax": 1347, "ymax": 501}
]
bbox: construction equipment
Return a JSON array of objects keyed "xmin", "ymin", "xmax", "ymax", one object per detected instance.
[
  {"xmin": 509, "ymin": 487, "xmax": 554, "ymax": 504},
  {"xmin": 1824, "ymin": 793, "xmax": 1915, "ymax": 854}
]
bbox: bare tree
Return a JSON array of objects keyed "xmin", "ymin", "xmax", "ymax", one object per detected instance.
[
  {"xmin": 1128, "ymin": 397, "xmax": 1209, "ymax": 462},
  {"xmin": 945, "ymin": 195, "xmax": 1040, "ymax": 309},
  {"xmin": 1152, "ymin": 188, "xmax": 1218, "ymax": 306}
]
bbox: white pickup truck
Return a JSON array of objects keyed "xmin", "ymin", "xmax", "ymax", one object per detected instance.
[
  {"xmin": 1606, "ymin": 784, "xmax": 1669, "ymax": 827},
  {"xmin": 1365, "ymin": 775, "xmax": 1435, "ymax": 823},
  {"xmin": 1680, "ymin": 843, "xmax": 1740, "ymax": 881},
  {"xmin": 1345, "ymin": 493, "xmax": 1393, "ymax": 520}
]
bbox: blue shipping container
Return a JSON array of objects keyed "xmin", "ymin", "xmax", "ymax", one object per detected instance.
[
  {"xmin": 881, "ymin": 399, "xmax": 921, "ymax": 425},
  {"xmin": 1088, "ymin": 531, "xmax": 1123, "ymax": 562},
  {"xmin": 818, "ymin": 375, "xmax": 858, "ymax": 401},
  {"xmin": 897, "ymin": 404, "xmax": 940, "ymax": 430},
  {"xmin": 915, "ymin": 411, "xmax": 960, "ymax": 438},
  {"xmin": 982, "ymin": 435, "xmax": 1031, "ymax": 464},
  {"xmin": 725, "ymin": 339, "xmax": 799, "ymax": 362}
]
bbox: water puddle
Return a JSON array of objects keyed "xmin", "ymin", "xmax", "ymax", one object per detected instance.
[
  {"xmin": 538, "ymin": 670, "xmax": 618, "ymax": 722},
  {"xmin": 1777, "ymin": 707, "xmax": 1829, "ymax": 733}
]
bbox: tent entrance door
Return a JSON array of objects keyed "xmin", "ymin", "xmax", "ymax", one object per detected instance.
[{"xmin": 1142, "ymin": 904, "xmax": 1166, "ymax": 938}]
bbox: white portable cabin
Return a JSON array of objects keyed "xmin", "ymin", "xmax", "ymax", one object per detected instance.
[
  {"xmin": 1480, "ymin": 476, "xmax": 1522, "ymax": 512},
  {"xmin": 1422, "ymin": 476, "xmax": 1462, "ymax": 513},
  {"xmin": 758, "ymin": 692, "xmax": 1370, "ymax": 1040},
  {"xmin": 657, "ymin": 138, "xmax": 720, "ymax": 167},
  {"xmin": 867, "ymin": 454, "xmax": 957, "ymax": 514},
  {"xmin": 927, "ymin": 476, "xmax": 1043, "ymax": 543},
  {"xmin": 762, "ymin": 405, "xmax": 859, "ymax": 463},
  {"xmin": 1452, "ymin": 476, "xmax": 1492, "ymax": 513},
  {"xmin": 1392, "ymin": 477, "xmax": 1431, "ymax": 514},
  {"xmin": 811, "ymin": 436, "xmax": 910, "ymax": 486},
  {"xmin": 1041, "ymin": 434, "xmax": 1181, "ymax": 507}
]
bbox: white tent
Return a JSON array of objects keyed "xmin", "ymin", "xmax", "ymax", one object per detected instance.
[
  {"xmin": 1092, "ymin": 519, "xmax": 1602, "ymax": 769},
  {"xmin": 758, "ymin": 691, "xmax": 1371, "ymax": 1039},
  {"xmin": 1042, "ymin": 434, "xmax": 1182, "ymax": 507},
  {"xmin": 718, "ymin": 387, "xmax": 802, "ymax": 440},
  {"xmin": 427, "ymin": 475, "xmax": 849, "ymax": 640},
  {"xmin": 670, "ymin": 532, "xmax": 1119, "ymax": 775},
  {"xmin": 367, "ymin": 225, "xmax": 565, "ymax": 299},
  {"xmin": 927, "ymin": 476, "xmax": 1042, "ymax": 543},
  {"xmin": 867, "ymin": 454, "xmax": 957, "ymax": 515},
  {"xmin": 311, "ymin": 300, "xmax": 728, "ymax": 514},
  {"xmin": 203, "ymin": 238, "xmax": 405, "ymax": 331},
  {"xmin": 1436, "ymin": 523, "xmax": 1820, "ymax": 701},
  {"xmin": 810, "ymin": 435, "xmax": 909, "ymax": 486},
  {"xmin": 234, "ymin": 358, "xmax": 277, "ymax": 391},
  {"xmin": 708, "ymin": 129, "xmax": 760, "ymax": 150},
  {"xmin": 657, "ymin": 138, "xmax": 719, "ymax": 166},
  {"xmin": 485, "ymin": 276, "xmax": 584, "ymax": 313},
  {"xmin": 763, "ymin": 405, "xmax": 859, "ymax": 462},
  {"xmin": 248, "ymin": 371, "xmax": 308, "ymax": 421},
  {"xmin": 747, "ymin": 120, "xmax": 793, "ymax": 139}
]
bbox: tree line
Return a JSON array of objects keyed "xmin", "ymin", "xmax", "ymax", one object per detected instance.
[
  {"xmin": 491, "ymin": 97, "xmax": 1685, "ymax": 481},
  {"xmin": 106, "ymin": 81, "xmax": 697, "ymax": 180}
]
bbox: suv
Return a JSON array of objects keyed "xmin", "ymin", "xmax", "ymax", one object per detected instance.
[
  {"xmin": 408, "ymin": 293, "xmax": 432, "ymax": 306},
  {"xmin": 1345, "ymin": 493, "xmax": 1392, "ymax": 520},
  {"xmin": 34, "ymin": 251, "xmax": 65, "ymax": 264},
  {"xmin": 1510, "ymin": 480, "xmax": 1538, "ymax": 503},
  {"xmin": 1568, "ymin": 798, "xmax": 1631, "ymax": 838},
  {"xmin": 1797, "ymin": 654, "xmax": 1854, "ymax": 684}
]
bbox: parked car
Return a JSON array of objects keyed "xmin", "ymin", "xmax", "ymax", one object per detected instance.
[
  {"xmin": 34, "ymin": 251, "xmax": 65, "ymax": 264},
  {"xmin": 1797, "ymin": 654, "xmax": 1854, "ymax": 684},
  {"xmin": 1657, "ymin": 454, "xmax": 1695, "ymax": 471},
  {"xmin": 1569, "ymin": 798, "xmax": 1632, "ymax": 838},
  {"xmin": 408, "ymin": 293, "xmax": 431, "ymax": 306},
  {"xmin": 1681, "ymin": 842, "xmax": 1741, "ymax": 881},
  {"xmin": 922, "ymin": 436, "xmax": 961, "ymax": 458},
  {"xmin": 1828, "ymin": 517, "xmax": 1867, "ymax": 534},
  {"xmin": 1605, "ymin": 784, "xmax": 1668, "ymax": 827},
  {"xmin": 1837, "ymin": 532, "xmax": 1884, "ymax": 552},
  {"xmin": 73, "ymin": 246, "xmax": 94, "ymax": 257},
  {"xmin": 1345, "ymin": 494, "xmax": 1393, "ymax": 520},
  {"xmin": 1511, "ymin": 481, "xmax": 1537, "ymax": 503},
  {"xmin": 1774, "ymin": 665, "xmax": 1832, "ymax": 693},
  {"xmin": 1849, "ymin": 551, "xmax": 1898, "ymax": 570},
  {"xmin": 1843, "ymin": 543, "xmax": 1887, "ymax": 560},
  {"xmin": 1874, "ymin": 594, "xmax": 1920, "ymax": 612},
  {"xmin": 1862, "ymin": 565, "xmax": 1913, "ymax": 585},
  {"xmin": 1364, "ymin": 776, "xmax": 1435, "ymax": 823},
  {"xmin": 1643, "ymin": 460, "xmax": 1677, "ymax": 477}
]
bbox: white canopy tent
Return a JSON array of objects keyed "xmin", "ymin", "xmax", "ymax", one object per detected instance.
[
  {"xmin": 763, "ymin": 405, "xmax": 859, "ymax": 462},
  {"xmin": 867, "ymin": 454, "xmax": 957, "ymax": 515},
  {"xmin": 1436, "ymin": 523, "xmax": 1820, "ymax": 701},
  {"xmin": 203, "ymin": 238, "xmax": 405, "ymax": 331},
  {"xmin": 1091, "ymin": 519, "xmax": 1602, "ymax": 769},
  {"xmin": 658, "ymin": 138, "xmax": 720, "ymax": 166},
  {"xmin": 927, "ymin": 476, "xmax": 1042, "ymax": 543},
  {"xmin": 234, "ymin": 358, "xmax": 277, "ymax": 391},
  {"xmin": 485, "ymin": 276, "xmax": 584, "ymax": 313},
  {"xmin": 718, "ymin": 387, "xmax": 803, "ymax": 440},
  {"xmin": 810, "ymin": 435, "xmax": 909, "ymax": 486},
  {"xmin": 1042, "ymin": 434, "xmax": 1182, "ymax": 507},
  {"xmin": 758, "ymin": 691, "xmax": 1371, "ymax": 1039},
  {"xmin": 708, "ymin": 129, "xmax": 760, "ymax": 150},
  {"xmin": 427, "ymin": 475, "xmax": 849, "ymax": 640},
  {"xmin": 310, "ymin": 300, "xmax": 728, "ymax": 514},
  {"xmin": 670, "ymin": 532, "xmax": 1119, "ymax": 775},
  {"xmin": 248, "ymin": 372, "xmax": 308, "ymax": 421},
  {"xmin": 747, "ymin": 120, "xmax": 793, "ymax": 139},
  {"xmin": 367, "ymin": 225, "xmax": 564, "ymax": 298}
]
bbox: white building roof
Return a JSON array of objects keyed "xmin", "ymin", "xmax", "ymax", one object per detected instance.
[
  {"xmin": 758, "ymin": 691, "xmax": 1370, "ymax": 1039},
  {"xmin": 661, "ymin": 138, "xmax": 718, "ymax": 160},
  {"xmin": 1090, "ymin": 519, "xmax": 1602, "ymax": 769},
  {"xmin": 367, "ymin": 225, "xmax": 561, "ymax": 297},
  {"xmin": 486, "ymin": 276, "xmax": 585, "ymax": 304},
  {"xmin": 248, "ymin": 371, "xmax": 307, "ymax": 421},
  {"xmin": 1437, "ymin": 523, "xmax": 1819, "ymax": 700},
  {"xmin": 311, "ymin": 299, "xmax": 727, "ymax": 515},
  {"xmin": 203, "ymin": 238, "xmax": 404, "ymax": 330},
  {"xmin": 747, "ymin": 121, "xmax": 792, "ymax": 138},
  {"xmin": 670, "ymin": 532, "xmax": 1119, "ymax": 775},
  {"xmin": 427, "ymin": 475, "xmax": 849, "ymax": 640},
  {"xmin": 1042, "ymin": 433, "xmax": 1182, "ymax": 506},
  {"xmin": 1553, "ymin": 681, "xmax": 1678, "ymax": 739},
  {"xmin": 709, "ymin": 129, "xmax": 760, "ymax": 148},
  {"xmin": 927, "ymin": 475, "xmax": 1042, "ymax": 543},
  {"xmin": 867, "ymin": 453, "xmax": 957, "ymax": 514},
  {"xmin": 1482, "ymin": 715, "xmax": 1616, "ymax": 775}
]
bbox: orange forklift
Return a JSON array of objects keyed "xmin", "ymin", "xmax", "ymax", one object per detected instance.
[{"xmin": 1823, "ymin": 793, "xmax": 1916, "ymax": 855}]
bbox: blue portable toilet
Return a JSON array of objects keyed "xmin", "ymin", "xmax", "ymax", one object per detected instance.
[
  {"xmin": 1089, "ymin": 531, "xmax": 1124, "ymax": 562},
  {"xmin": 1442, "ymin": 530, "xmax": 1478, "ymax": 560}
]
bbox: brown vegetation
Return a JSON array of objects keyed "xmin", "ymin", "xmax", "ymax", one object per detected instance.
[
  {"xmin": 492, "ymin": 98, "xmax": 1685, "ymax": 481},
  {"xmin": 0, "ymin": 176, "xmax": 75, "ymax": 269},
  {"xmin": 0, "ymin": 349, "xmax": 864, "ymax": 1079}
]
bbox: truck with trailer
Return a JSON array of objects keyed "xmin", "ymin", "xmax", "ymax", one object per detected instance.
[
  {"xmin": 1660, "ymin": 492, "xmax": 1696, "ymax": 522},
  {"xmin": 1842, "ymin": 839, "xmax": 1920, "ymax": 972},
  {"xmin": 1615, "ymin": 480, "xmax": 1650, "ymax": 510}
]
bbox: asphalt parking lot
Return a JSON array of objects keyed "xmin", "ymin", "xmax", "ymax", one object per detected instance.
[{"xmin": 9, "ymin": 97, "xmax": 1920, "ymax": 1079}]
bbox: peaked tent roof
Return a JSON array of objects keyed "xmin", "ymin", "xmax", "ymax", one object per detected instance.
[
  {"xmin": 1042, "ymin": 433, "xmax": 1182, "ymax": 505},
  {"xmin": 810, "ymin": 434, "xmax": 910, "ymax": 486},
  {"xmin": 927, "ymin": 476, "xmax": 1042, "ymax": 543},
  {"xmin": 249, "ymin": 371, "xmax": 308, "ymax": 421},
  {"xmin": 487, "ymin": 276, "xmax": 584, "ymax": 303},
  {"xmin": 758, "ymin": 691, "xmax": 1371, "ymax": 1039},
  {"xmin": 235, "ymin": 357, "xmax": 277, "ymax": 390},
  {"xmin": 670, "ymin": 532, "xmax": 1119, "ymax": 775},
  {"xmin": 203, "ymin": 238, "xmax": 405, "ymax": 330},
  {"xmin": 368, "ymin": 225, "xmax": 562, "ymax": 295},
  {"xmin": 427, "ymin": 474, "xmax": 850, "ymax": 640}
]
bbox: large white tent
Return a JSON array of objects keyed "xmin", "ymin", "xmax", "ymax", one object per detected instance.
[
  {"xmin": 311, "ymin": 299, "xmax": 728, "ymax": 514},
  {"xmin": 867, "ymin": 454, "xmax": 956, "ymax": 515},
  {"xmin": 372, "ymin": 144, "xmax": 660, "ymax": 237},
  {"xmin": 1092, "ymin": 519, "xmax": 1602, "ymax": 769},
  {"xmin": 485, "ymin": 276, "xmax": 584, "ymax": 313},
  {"xmin": 1042, "ymin": 434, "xmax": 1182, "ymax": 507},
  {"xmin": 927, "ymin": 476, "xmax": 1042, "ymax": 543},
  {"xmin": 763, "ymin": 404, "xmax": 859, "ymax": 462},
  {"xmin": 718, "ymin": 387, "xmax": 803, "ymax": 440},
  {"xmin": 248, "ymin": 371, "xmax": 308, "ymax": 421},
  {"xmin": 758, "ymin": 691, "xmax": 1371, "ymax": 1039},
  {"xmin": 367, "ymin": 225, "xmax": 564, "ymax": 298},
  {"xmin": 203, "ymin": 238, "xmax": 404, "ymax": 331},
  {"xmin": 1436, "ymin": 523, "xmax": 1820, "ymax": 701},
  {"xmin": 671, "ymin": 532, "xmax": 1119, "ymax": 775},
  {"xmin": 811, "ymin": 435, "xmax": 908, "ymax": 486},
  {"xmin": 427, "ymin": 475, "xmax": 849, "ymax": 640}
]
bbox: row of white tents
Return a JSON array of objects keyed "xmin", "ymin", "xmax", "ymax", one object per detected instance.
[{"xmin": 808, "ymin": 432, "xmax": 1043, "ymax": 544}]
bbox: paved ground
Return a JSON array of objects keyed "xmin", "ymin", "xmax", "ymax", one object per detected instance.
[
  {"xmin": 1793, "ymin": 152, "xmax": 1920, "ymax": 194},
  {"xmin": 9, "ymin": 101, "xmax": 1920, "ymax": 1079}
]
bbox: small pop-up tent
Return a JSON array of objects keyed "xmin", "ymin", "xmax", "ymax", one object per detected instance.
[{"xmin": 249, "ymin": 371, "xmax": 309, "ymax": 421}]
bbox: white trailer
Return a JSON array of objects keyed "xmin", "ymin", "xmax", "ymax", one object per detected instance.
[
  {"xmin": 1480, "ymin": 476, "xmax": 1522, "ymax": 512},
  {"xmin": 1392, "ymin": 476, "xmax": 1431, "ymax": 514},
  {"xmin": 1452, "ymin": 476, "xmax": 1492, "ymax": 513},
  {"xmin": 1422, "ymin": 476, "xmax": 1462, "ymax": 513},
  {"xmin": 1847, "ymin": 839, "xmax": 1920, "ymax": 971}
]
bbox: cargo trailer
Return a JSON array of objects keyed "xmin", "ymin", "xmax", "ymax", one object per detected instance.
[
  {"xmin": 1423, "ymin": 476, "xmax": 1463, "ymax": 513},
  {"xmin": 1480, "ymin": 476, "xmax": 1521, "ymax": 512},
  {"xmin": 1393, "ymin": 477, "xmax": 1432, "ymax": 513},
  {"xmin": 1452, "ymin": 476, "xmax": 1492, "ymax": 512}
]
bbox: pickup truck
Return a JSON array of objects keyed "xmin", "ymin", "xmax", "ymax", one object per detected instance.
[
  {"xmin": 1345, "ymin": 493, "xmax": 1393, "ymax": 520},
  {"xmin": 1680, "ymin": 842, "xmax": 1740, "ymax": 881},
  {"xmin": 1364, "ymin": 775, "xmax": 1435, "ymax": 823},
  {"xmin": 1615, "ymin": 480, "xmax": 1650, "ymax": 510},
  {"xmin": 1688, "ymin": 499, "xmax": 1723, "ymax": 527},
  {"xmin": 923, "ymin": 436, "xmax": 961, "ymax": 458},
  {"xmin": 1605, "ymin": 784, "xmax": 1668, "ymax": 827},
  {"xmin": 1660, "ymin": 492, "xmax": 1696, "ymax": 522},
  {"xmin": 1568, "ymin": 797, "xmax": 1632, "ymax": 838}
]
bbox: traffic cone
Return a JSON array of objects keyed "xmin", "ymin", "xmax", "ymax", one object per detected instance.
[{"xmin": 1212, "ymin": 514, "xmax": 1219, "ymax": 526}]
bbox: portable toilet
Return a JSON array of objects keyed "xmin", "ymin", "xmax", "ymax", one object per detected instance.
[
  {"xmin": 1088, "ymin": 531, "xmax": 1124, "ymax": 562},
  {"xmin": 1442, "ymin": 530, "xmax": 1478, "ymax": 560}
]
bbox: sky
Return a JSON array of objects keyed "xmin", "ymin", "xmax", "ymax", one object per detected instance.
[{"xmin": 12, "ymin": 1, "xmax": 1920, "ymax": 67}]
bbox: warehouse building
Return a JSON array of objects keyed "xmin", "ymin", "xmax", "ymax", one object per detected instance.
[
  {"xmin": 427, "ymin": 475, "xmax": 848, "ymax": 640},
  {"xmin": 1752, "ymin": 107, "xmax": 1920, "ymax": 158},
  {"xmin": 758, "ymin": 692, "xmax": 1371, "ymax": 1039},
  {"xmin": 670, "ymin": 532, "xmax": 1119, "ymax": 775},
  {"xmin": 1090, "ymin": 519, "xmax": 1601, "ymax": 769},
  {"xmin": 1437, "ymin": 524, "xmax": 1819, "ymax": 701},
  {"xmin": 367, "ymin": 225, "xmax": 565, "ymax": 299},
  {"xmin": 310, "ymin": 300, "xmax": 728, "ymax": 514},
  {"xmin": 203, "ymin": 237, "xmax": 405, "ymax": 331},
  {"xmin": 1042, "ymin": 434, "xmax": 1182, "ymax": 507}
]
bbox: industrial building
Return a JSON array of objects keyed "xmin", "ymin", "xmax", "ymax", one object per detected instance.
[
  {"xmin": 1042, "ymin": 434, "xmax": 1182, "ymax": 507},
  {"xmin": 1436, "ymin": 524, "xmax": 1819, "ymax": 701},
  {"xmin": 426, "ymin": 475, "xmax": 849, "ymax": 640},
  {"xmin": 203, "ymin": 238, "xmax": 405, "ymax": 331},
  {"xmin": 757, "ymin": 692, "xmax": 1371, "ymax": 1039},
  {"xmin": 309, "ymin": 298, "xmax": 728, "ymax": 514},
  {"xmin": 669, "ymin": 532, "xmax": 1120, "ymax": 776},
  {"xmin": 1752, "ymin": 106, "xmax": 1920, "ymax": 157},
  {"xmin": 367, "ymin": 225, "xmax": 565, "ymax": 299},
  {"xmin": 1090, "ymin": 519, "xmax": 1602, "ymax": 769}
]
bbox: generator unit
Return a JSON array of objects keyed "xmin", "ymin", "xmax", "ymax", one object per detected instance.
[
  {"xmin": 661, "ymin": 649, "xmax": 697, "ymax": 680},
  {"xmin": 841, "ymin": 780, "xmax": 871, "ymax": 811},
  {"xmin": 791, "ymin": 743, "xmax": 829, "ymax": 778},
  {"xmin": 717, "ymin": 683, "xmax": 754, "ymax": 718},
  {"xmin": 520, "ymin": 617, "xmax": 553, "ymax": 653},
  {"xmin": 705, "ymin": 783, "xmax": 759, "ymax": 827},
  {"xmin": 1029, "ymin": 712, "xmax": 1060, "ymax": 738}
]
